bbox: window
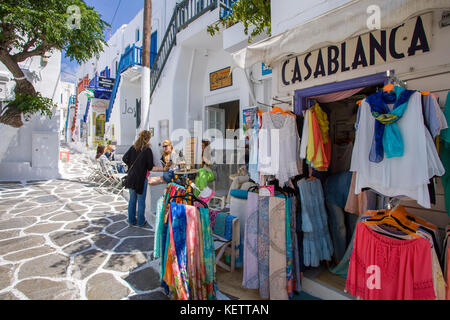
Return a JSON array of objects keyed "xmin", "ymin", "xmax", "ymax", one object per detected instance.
[{"xmin": 136, "ymin": 28, "xmax": 140, "ymax": 42}]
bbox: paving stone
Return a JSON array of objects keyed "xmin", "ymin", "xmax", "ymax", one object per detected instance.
[
  {"xmin": 94, "ymin": 195, "xmax": 116, "ymax": 203},
  {"xmin": 108, "ymin": 214, "xmax": 127, "ymax": 222},
  {"xmin": 84, "ymin": 226, "xmax": 103, "ymax": 234},
  {"xmin": 0, "ymin": 199, "xmax": 24, "ymax": 206},
  {"xmin": 25, "ymin": 191, "xmax": 50, "ymax": 197},
  {"xmin": 0, "ymin": 292, "xmax": 19, "ymax": 300},
  {"xmin": 15, "ymin": 204, "xmax": 63, "ymax": 217},
  {"xmin": 49, "ymin": 230, "xmax": 86, "ymax": 247},
  {"xmin": 92, "ymin": 234, "xmax": 119, "ymax": 251},
  {"xmin": 0, "ymin": 217, "xmax": 37, "ymax": 230},
  {"xmin": 116, "ymin": 226, "xmax": 153, "ymax": 238},
  {"xmin": 114, "ymin": 205, "xmax": 128, "ymax": 211},
  {"xmin": 91, "ymin": 218, "xmax": 111, "ymax": 227},
  {"xmin": 16, "ymin": 279, "xmax": 80, "ymax": 300},
  {"xmin": 71, "ymin": 249, "xmax": 108, "ymax": 280},
  {"xmin": 128, "ymin": 291, "xmax": 170, "ymax": 300},
  {"xmin": 72, "ymin": 196, "xmax": 92, "ymax": 201},
  {"xmin": 63, "ymin": 203, "xmax": 87, "ymax": 211},
  {"xmin": 3, "ymin": 245, "xmax": 55, "ymax": 261},
  {"xmin": 12, "ymin": 201, "xmax": 35, "ymax": 209},
  {"xmin": 62, "ymin": 239, "xmax": 92, "ymax": 255},
  {"xmin": 122, "ymin": 267, "xmax": 161, "ymax": 292},
  {"xmin": 87, "ymin": 211, "xmax": 112, "ymax": 219},
  {"xmin": 105, "ymin": 221, "xmax": 128, "ymax": 234},
  {"xmin": 91, "ymin": 206, "xmax": 112, "ymax": 212},
  {"xmin": 34, "ymin": 195, "xmax": 60, "ymax": 204},
  {"xmin": 86, "ymin": 273, "xmax": 130, "ymax": 300},
  {"xmin": 18, "ymin": 253, "xmax": 70, "ymax": 279},
  {"xmin": 24, "ymin": 223, "xmax": 64, "ymax": 234},
  {"xmin": 0, "ymin": 264, "xmax": 16, "ymax": 290},
  {"xmin": 114, "ymin": 237, "xmax": 154, "ymax": 253},
  {"xmin": 65, "ymin": 220, "xmax": 90, "ymax": 230},
  {"xmin": 50, "ymin": 212, "xmax": 85, "ymax": 221},
  {"xmin": 104, "ymin": 253, "xmax": 147, "ymax": 273},
  {"xmin": 40, "ymin": 210, "xmax": 67, "ymax": 220},
  {"xmin": 0, "ymin": 235, "xmax": 45, "ymax": 255},
  {"xmin": 0, "ymin": 229, "xmax": 20, "ymax": 240}
]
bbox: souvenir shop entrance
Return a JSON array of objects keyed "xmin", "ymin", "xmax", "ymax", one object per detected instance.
[{"xmin": 205, "ymin": 100, "xmax": 241, "ymax": 195}]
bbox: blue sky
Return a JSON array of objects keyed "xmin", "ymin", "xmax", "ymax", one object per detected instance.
[{"xmin": 61, "ymin": 0, "xmax": 144, "ymax": 83}]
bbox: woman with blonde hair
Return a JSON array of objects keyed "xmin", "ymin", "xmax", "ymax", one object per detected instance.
[
  {"xmin": 123, "ymin": 130, "xmax": 167, "ymax": 226},
  {"xmin": 148, "ymin": 139, "xmax": 183, "ymax": 186}
]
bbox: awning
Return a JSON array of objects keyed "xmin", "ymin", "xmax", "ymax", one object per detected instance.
[{"xmin": 231, "ymin": 0, "xmax": 450, "ymax": 69}]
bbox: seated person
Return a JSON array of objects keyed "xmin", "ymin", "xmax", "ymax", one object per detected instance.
[
  {"xmin": 104, "ymin": 144, "xmax": 116, "ymax": 161},
  {"xmin": 148, "ymin": 140, "xmax": 184, "ymax": 186}
]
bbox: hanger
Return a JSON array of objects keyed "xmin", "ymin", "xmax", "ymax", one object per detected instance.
[
  {"xmin": 364, "ymin": 204, "xmax": 420, "ymax": 238},
  {"xmin": 168, "ymin": 192, "xmax": 208, "ymax": 209},
  {"xmin": 270, "ymin": 106, "xmax": 296, "ymax": 118},
  {"xmin": 383, "ymin": 83, "xmax": 395, "ymax": 93}
]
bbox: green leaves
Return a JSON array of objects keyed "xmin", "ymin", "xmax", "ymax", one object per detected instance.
[
  {"xmin": 0, "ymin": 0, "xmax": 109, "ymax": 127},
  {"xmin": 209, "ymin": 0, "xmax": 271, "ymax": 43},
  {"xmin": 11, "ymin": 92, "xmax": 57, "ymax": 118},
  {"xmin": 0, "ymin": 0, "xmax": 108, "ymax": 64}
]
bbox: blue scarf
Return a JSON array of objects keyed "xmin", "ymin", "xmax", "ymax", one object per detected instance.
[{"xmin": 366, "ymin": 86, "xmax": 415, "ymax": 162}]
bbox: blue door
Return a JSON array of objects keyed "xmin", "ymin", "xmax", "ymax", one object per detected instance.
[{"xmin": 150, "ymin": 31, "xmax": 157, "ymax": 69}]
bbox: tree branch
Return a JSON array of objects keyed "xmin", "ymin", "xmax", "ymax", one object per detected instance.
[{"xmin": 13, "ymin": 43, "xmax": 50, "ymax": 63}]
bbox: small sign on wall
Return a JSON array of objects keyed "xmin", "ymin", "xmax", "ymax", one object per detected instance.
[
  {"xmin": 209, "ymin": 67, "xmax": 232, "ymax": 91},
  {"xmin": 262, "ymin": 62, "xmax": 272, "ymax": 76}
]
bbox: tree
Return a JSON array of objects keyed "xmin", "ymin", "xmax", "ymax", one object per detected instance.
[
  {"xmin": 207, "ymin": 0, "xmax": 270, "ymax": 42},
  {"xmin": 0, "ymin": 0, "xmax": 108, "ymax": 128}
]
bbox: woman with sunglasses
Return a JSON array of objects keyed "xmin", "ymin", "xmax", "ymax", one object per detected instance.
[{"xmin": 148, "ymin": 139, "xmax": 183, "ymax": 186}]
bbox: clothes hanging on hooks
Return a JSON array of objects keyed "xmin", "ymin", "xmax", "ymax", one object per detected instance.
[
  {"xmin": 350, "ymin": 86, "xmax": 444, "ymax": 208},
  {"xmin": 345, "ymin": 206, "xmax": 446, "ymax": 300}
]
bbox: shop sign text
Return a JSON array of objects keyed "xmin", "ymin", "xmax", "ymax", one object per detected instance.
[
  {"xmin": 210, "ymin": 67, "xmax": 232, "ymax": 91},
  {"xmin": 280, "ymin": 13, "xmax": 432, "ymax": 89}
]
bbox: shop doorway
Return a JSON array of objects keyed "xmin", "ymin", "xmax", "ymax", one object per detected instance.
[{"xmin": 205, "ymin": 100, "xmax": 240, "ymax": 196}]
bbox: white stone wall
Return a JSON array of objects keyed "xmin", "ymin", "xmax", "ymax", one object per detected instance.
[
  {"xmin": 271, "ymin": 0, "xmax": 354, "ymax": 37},
  {"xmin": 0, "ymin": 50, "xmax": 62, "ymax": 181}
]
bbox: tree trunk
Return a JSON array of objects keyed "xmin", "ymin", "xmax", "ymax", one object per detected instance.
[{"xmin": 0, "ymin": 49, "xmax": 38, "ymax": 128}]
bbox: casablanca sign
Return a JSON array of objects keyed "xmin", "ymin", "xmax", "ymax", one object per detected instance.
[{"xmin": 280, "ymin": 13, "xmax": 432, "ymax": 90}]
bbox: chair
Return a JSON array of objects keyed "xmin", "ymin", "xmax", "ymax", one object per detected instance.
[{"xmin": 211, "ymin": 212, "xmax": 240, "ymax": 272}]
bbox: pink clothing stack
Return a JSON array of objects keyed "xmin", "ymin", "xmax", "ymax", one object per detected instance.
[{"xmin": 346, "ymin": 222, "xmax": 436, "ymax": 300}]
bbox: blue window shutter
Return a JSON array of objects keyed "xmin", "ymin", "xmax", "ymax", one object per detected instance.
[{"xmin": 150, "ymin": 31, "xmax": 157, "ymax": 68}]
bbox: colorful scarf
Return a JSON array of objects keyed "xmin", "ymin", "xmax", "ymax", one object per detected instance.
[
  {"xmin": 199, "ymin": 207, "xmax": 217, "ymax": 300},
  {"xmin": 366, "ymin": 86, "xmax": 415, "ymax": 162}
]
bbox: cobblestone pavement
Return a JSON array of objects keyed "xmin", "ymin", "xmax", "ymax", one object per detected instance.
[{"xmin": 0, "ymin": 147, "xmax": 168, "ymax": 300}]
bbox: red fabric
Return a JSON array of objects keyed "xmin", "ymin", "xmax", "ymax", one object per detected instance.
[{"xmin": 346, "ymin": 223, "xmax": 436, "ymax": 300}]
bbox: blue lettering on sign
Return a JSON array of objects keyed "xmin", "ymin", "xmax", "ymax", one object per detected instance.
[{"xmin": 262, "ymin": 62, "xmax": 272, "ymax": 76}]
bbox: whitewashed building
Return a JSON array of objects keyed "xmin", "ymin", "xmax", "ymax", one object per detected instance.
[
  {"xmin": 0, "ymin": 50, "xmax": 66, "ymax": 181},
  {"xmin": 228, "ymin": 0, "xmax": 450, "ymax": 299}
]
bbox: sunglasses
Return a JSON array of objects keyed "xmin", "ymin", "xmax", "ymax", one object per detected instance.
[{"xmin": 163, "ymin": 145, "xmax": 169, "ymax": 148}]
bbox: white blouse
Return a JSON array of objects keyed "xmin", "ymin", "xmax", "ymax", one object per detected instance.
[
  {"xmin": 350, "ymin": 91, "xmax": 444, "ymax": 208},
  {"xmin": 258, "ymin": 112, "xmax": 300, "ymax": 185}
]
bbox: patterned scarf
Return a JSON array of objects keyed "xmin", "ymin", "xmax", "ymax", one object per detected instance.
[{"xmin": 366, "ymin": 86, "xmax": 415, "ymax": 162}]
